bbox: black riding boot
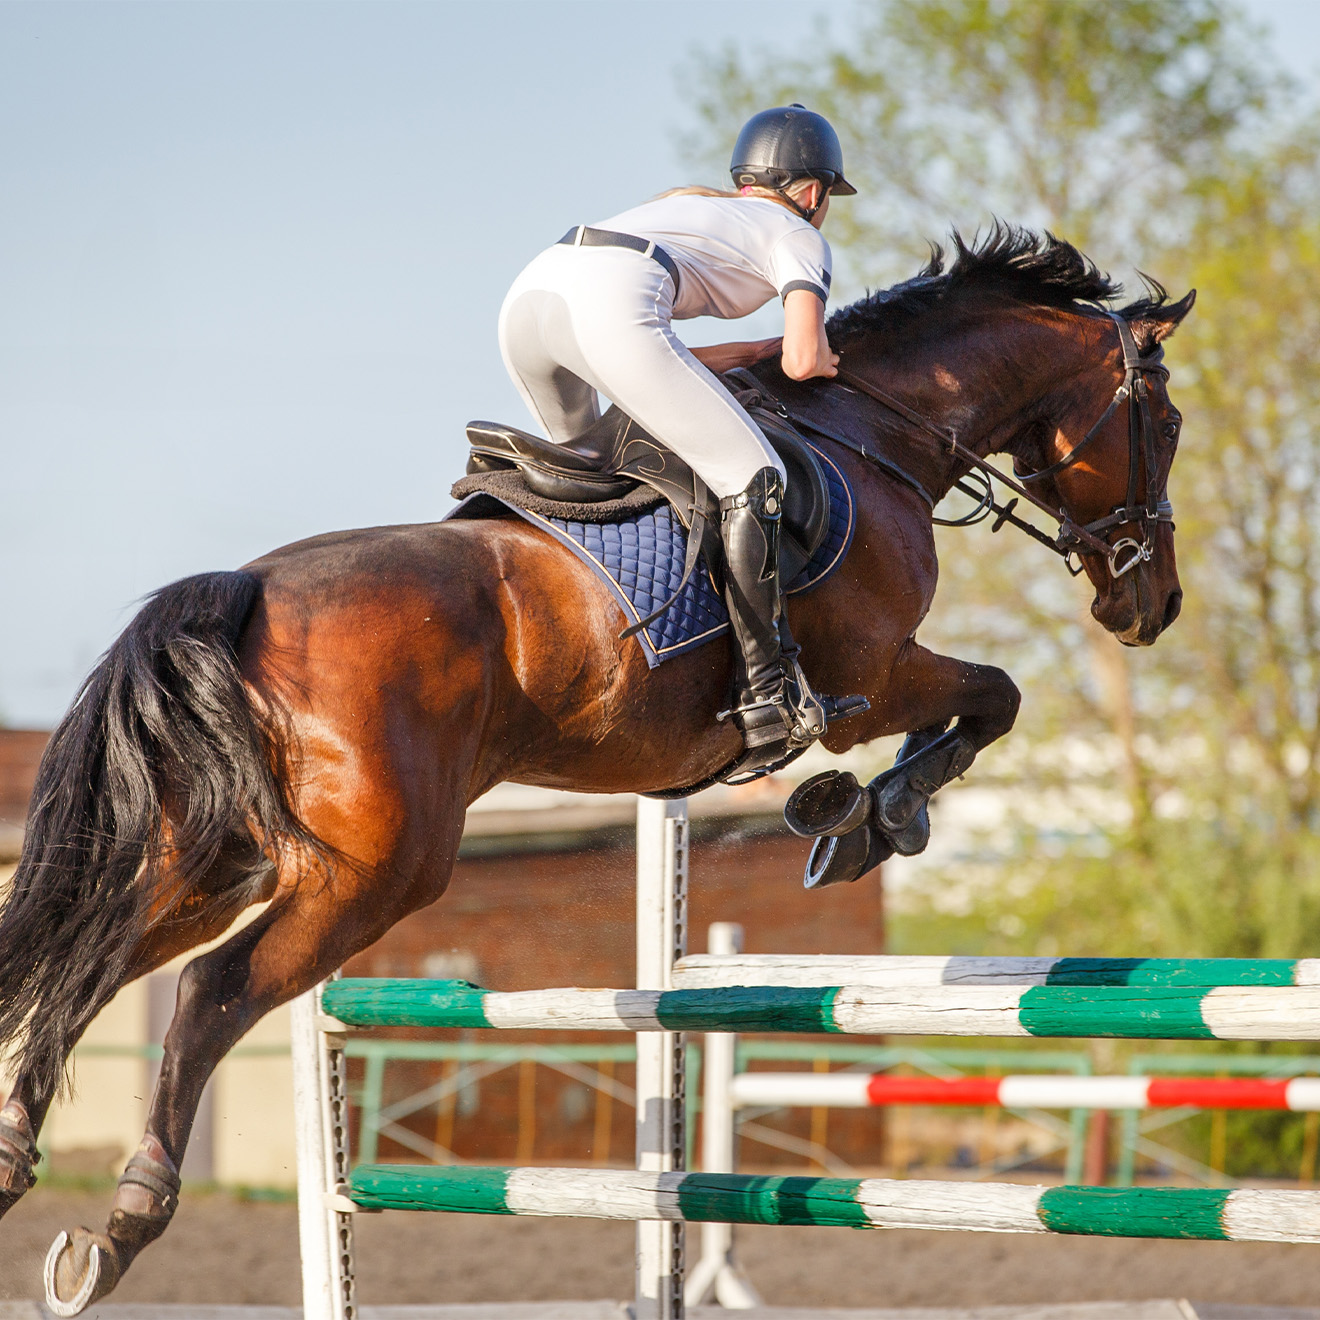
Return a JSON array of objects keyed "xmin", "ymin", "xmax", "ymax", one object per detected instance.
[
  {"xmin": 720, "ymin": 467, "xmax": 793, "ymax": 762},
  {"xmin": 719, "ymin": 468, "xmax": 871, "ymax": 773}
]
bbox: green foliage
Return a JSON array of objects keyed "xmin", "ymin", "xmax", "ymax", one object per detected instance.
[
  {"xmin": 1171, "ymin": 1109, "xmax": 1310, "ymax": 1182},
  {"xmin": 683, "ymin": 1, "xmax": 1320, "ymax": 967},
  {"xmin": 1164, "ymin": 133, "xmax": 1320, "ymax": 841},
  {"xmin": 680, "ymin": 0, "xmax": 1275, "ymax": 280},
  {"xmin": 892, "ymin": 817, "xmax": 1320, "ymax": 960}
]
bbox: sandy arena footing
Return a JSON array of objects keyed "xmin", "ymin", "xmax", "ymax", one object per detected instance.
[{"xmin": 4, "ymin": 1303, "xmax": 1320, "ymax": 1319}]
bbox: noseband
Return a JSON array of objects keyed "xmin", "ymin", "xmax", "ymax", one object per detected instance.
[
  {"xmin": 836, "ymin": 311, "xmax": 1172, "ymax": 580},
  {"xmin": 1016, "ymin": 312, "xmax": 1172, "ymax": 578}
]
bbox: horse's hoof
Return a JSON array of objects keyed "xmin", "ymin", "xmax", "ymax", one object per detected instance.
[
  {"xmin": 871, "ymin": 771, "xmax": 921, "ymax": 832},
  {"xmin": 803, "ymin": 822, "xmax": 893, "ymax": 889},
  {"xmin": 44, "ymin": 1227, "xmax": 120, "ymax": 1317},
  {"xmin": 784, "ymin": 770, "xmax": 871, "ymax": 838}
]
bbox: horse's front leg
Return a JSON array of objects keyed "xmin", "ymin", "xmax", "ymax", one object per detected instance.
[
  {"xmin": 867, "ymin": 639, "xmax": 1022, "ymax": 838},
  {"xmin": 790, "ymin": 640, "xmax": 1020, "ymax": 888}
]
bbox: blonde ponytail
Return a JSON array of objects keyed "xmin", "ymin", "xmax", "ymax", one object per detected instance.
[
  {"xmin": 654, "ymin": 179, "xmax": 819, "ymax": 213},
  {"xmin": 654, "ymin": 185, "xmax": 743, "ymax": 200}
]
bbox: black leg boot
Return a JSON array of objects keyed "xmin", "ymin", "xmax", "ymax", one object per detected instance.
[{"xmin": 720, "ymin": 467, "xmax": 794, "ymax": 767}]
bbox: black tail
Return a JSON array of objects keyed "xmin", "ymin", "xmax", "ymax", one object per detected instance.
[{"xmin": 0, "ymin": 570, "xmax": 319, "ymax": 1103}]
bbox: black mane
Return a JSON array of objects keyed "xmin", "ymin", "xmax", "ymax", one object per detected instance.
[{"xmin": 828, "ymin": 224, "xmax": 1167, "ymax": 347}]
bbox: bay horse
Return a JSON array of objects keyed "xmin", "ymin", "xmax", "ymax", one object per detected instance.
[{"xmin": 0, "ymin": 228, "xmax": 1192, "ymax": 1313}]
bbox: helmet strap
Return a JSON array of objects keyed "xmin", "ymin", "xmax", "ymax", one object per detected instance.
[{"xmin": 776, "ymin": 178, "xmax": 825, "ymax": 222}]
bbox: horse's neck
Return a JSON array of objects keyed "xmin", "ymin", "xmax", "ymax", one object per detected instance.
[{"xmin": 857, "ymin": 311, "xmax": 1089, "ymax": 501}]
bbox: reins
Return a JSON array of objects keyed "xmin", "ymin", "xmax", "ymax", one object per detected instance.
[{"xmin": 833, "ymin": 311, "xmax": 1172, "ymax": 579}]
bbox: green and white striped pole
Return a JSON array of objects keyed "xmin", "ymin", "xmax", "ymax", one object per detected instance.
[
  {"xmin": 671, "ymin": 953, "xmax": 1320, "ymax": 991},
  {"xmin": 322, "ymin": 977, "xmax": 1320, "ymax": 1041},
  {"xmin": 347, "ymin": 1166, "xmax": 1320, "ymax": 1245}
]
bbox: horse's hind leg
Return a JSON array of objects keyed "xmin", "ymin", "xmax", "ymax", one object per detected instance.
[
  {"xmin": 44, "ymin": 834, "xmax": 457, "ymax": 1316},
  {"xmin": 0, "ymin": 878, "xmax": 266, "ymax": 1229},
  {"xmin": 0, "ymin": 1078, "xmax": 47, "ymax": 1219}
]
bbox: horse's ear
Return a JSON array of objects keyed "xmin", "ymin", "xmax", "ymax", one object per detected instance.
[{"xmin": 1133, "ymin": 289, "xmax": 1196, "ymax": 352}]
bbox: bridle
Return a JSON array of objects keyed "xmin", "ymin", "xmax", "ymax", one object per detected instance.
[
  {"xmin": 835, "ymin": 311, "xmax": 1174, "ymax": 580},
  {"xmin": 1017, "ymin": 312, "xmax": 1173, "ymax": 578}
]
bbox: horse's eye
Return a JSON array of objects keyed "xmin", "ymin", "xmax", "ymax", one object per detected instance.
[{"xmin": 1164, "ymin": 419, "xmax": 1181, "ymax": 439}]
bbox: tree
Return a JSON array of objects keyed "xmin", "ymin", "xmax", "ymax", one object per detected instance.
[
  {"xmin": 681, "ymin": 0, "xmax": 1273, "ymax": 283},
  {"xmin": 1155, "ymin": 129, "xmax": 1320, "ymax": 920},
  {"xmin": 682, "ymin": 1, "xmax": 1320, "ymax": 960}
]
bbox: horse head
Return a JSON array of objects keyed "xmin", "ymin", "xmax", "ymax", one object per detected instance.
[
  {"xmin": 825, "ymin": 232, "xmax": 1196, "ymax": 650},
  {"xmin": 1019, "ymin": 290, "xmax": 1196, "ymax": 646}
]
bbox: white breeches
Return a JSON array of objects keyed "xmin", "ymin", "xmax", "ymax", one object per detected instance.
[{"xmin": 497, "ymin": 243, "xmax": 784, "ymax": 500}]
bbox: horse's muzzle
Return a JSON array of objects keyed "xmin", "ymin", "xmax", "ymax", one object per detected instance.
[{"xmin": 1093, "ymin": 568, "xmax": 1182, "ymax": 647}]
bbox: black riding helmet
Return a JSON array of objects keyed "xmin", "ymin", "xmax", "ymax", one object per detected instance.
[{"xmin": 730, "ymin": 104, "xmax": 857, "ymax": 220}]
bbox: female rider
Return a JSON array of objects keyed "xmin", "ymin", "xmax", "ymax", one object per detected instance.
[{"xmin": 498, "ymin": 105, "xmax": 855, "ymax": 773}]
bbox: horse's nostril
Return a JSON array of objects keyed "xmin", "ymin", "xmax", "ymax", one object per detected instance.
[{"xmin": 1163, "ymin": 589, "xmax": 1183, "ymax": 629}]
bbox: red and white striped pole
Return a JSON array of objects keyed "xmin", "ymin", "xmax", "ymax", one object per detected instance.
[{"xmin": 729, "ymin": 1072, "xmax": 1320, "ymax": 1112}]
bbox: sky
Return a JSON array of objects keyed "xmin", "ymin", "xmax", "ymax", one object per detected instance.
[{"xmin": 2, "ymin": 0, "xmax": 1318, "ymax": 728}]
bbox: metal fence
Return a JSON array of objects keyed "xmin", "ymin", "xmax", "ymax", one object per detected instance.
[{"xmin": 61, "ymin": 1040, "xmax": 1320, "ymax": 1187}]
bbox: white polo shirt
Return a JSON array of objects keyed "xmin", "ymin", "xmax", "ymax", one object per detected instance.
[{"xmin": 593, "ymin": 193, "xmax": 832, "ymax": 322}]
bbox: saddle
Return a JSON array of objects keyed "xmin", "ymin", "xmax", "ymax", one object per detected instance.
[{"xmin": 464, "ymin": 371, "xmax": 832, "ymax": 626}]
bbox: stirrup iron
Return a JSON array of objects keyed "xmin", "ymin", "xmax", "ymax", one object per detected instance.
[{"xmin": 784, "ymin": 650, "xmax": 827, "ymax": 742}]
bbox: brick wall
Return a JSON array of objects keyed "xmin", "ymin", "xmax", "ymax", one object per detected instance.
[
  {"xmin": 347, "ymin": 824, "xmax": 883, "ymax": 988},
  {"xmin": 0, "ymin": 729, "xmax": 47, "ymax": 822},
  {"xmin": 0, "ymin": 729, "xmax": 48, "ymax": 857}
]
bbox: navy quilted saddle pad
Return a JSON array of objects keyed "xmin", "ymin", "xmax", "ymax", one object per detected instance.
[{"xmin": 448, "ymin": 441, "xmax": 855, "ymax": 668}]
